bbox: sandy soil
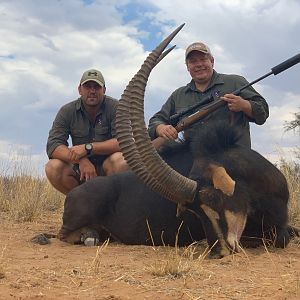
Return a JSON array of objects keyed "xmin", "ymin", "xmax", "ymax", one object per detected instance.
[{"xmin": 0, "ymin": 211, "xmax": 299, "ymax": 300}]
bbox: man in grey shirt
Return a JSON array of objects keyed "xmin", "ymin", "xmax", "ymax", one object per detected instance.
[
  {"xmin": 46, "ymin": 69, "xmax": 126, "ymax": 195},
  {"xmin": 148, "ymin": 42, "xmax": 269, "ymax": 147}
]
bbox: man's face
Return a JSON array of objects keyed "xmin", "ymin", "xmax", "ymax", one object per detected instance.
[
  {"xmin": 78, "ymin": 81, "xmax": 106, "ymax": 107},
  {"xmin": 186, "ymin": 51, "xmax": 214, "ymax": 85}
]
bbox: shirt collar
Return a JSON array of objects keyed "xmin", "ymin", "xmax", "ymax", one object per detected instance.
[
  {"xmin": 76, "ymin": 96, "xmax": 106, "ymax": 115},
  {"xmin": 186, "ymin": 70, "xmax": 224, "ymax": 93}
]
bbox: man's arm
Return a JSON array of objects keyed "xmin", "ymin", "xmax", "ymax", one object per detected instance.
[
  {"xmin": 221, "ymin": 94, "xmax": 254, "ymax": 118},
  {"xmin": 46, "ymin": 106, "xmax": 71, "ymax": 160},
  {"xmin": 221, "ymin": 75, "xmax": 269, "ymax": 125},
  {"xmin": 91, "ymin": 138, "xmax": 120, "ymax": 154},
  {"xmin": 148, "ymin": 95, "xmax": 176, "ymax": 139},
  {"xmin": 155, "ymin": 124, "xmax": 178, "ymax": 140},
  {"xmin": 69, "ymin": 138, "xmax": 120, "ymax": 158},
  {"xmin": 50, "ymin": 144, "xmax": 77, "ymax": 163},
  {"xmin": 247, "ymin": 94, "xmax": 269, "ymax": 125}
]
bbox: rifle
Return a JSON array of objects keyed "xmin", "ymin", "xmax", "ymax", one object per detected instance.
[{"xmin": 152, "ymin": 52, "xmax": 300, "ymax": 150}]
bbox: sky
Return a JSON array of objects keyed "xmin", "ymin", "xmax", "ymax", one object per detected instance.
[{"xmin": 0, "ymin": 0, "xmax": 299, "ymax": 176}]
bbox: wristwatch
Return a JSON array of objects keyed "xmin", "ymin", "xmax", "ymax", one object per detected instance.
[{"xmin": 85, "ymin": 143, "xmax": 93, "ymax": 156}]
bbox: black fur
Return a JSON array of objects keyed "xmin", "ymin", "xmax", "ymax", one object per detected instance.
[
  {"xmin": 189, "ymin": 121, "xmax": 290, "ymax": 250},
  {"xmin": 59, "ymin": 121, "xmax": 293, "ymax": 256},
  {"xmin": 59, "ymin": 142, "xmax": 205, "ymax": 247}
]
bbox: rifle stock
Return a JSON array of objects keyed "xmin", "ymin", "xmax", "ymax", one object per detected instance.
[
  {"xmin": 151, "ymin": 98, "xmax": 226, "ymax": 150},
  {"xmin": 175, "ymin": 99, "xmax": 226, "ymax": 131}
]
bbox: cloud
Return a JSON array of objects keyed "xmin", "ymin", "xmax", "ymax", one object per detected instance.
[
  {"xmin": 0, "ymin": 0, "xmax": 299, "ymax": 175},
  {"xmin": 144, "ymin": 0, "xmax": 300, "ymax": 162},
  {"xmin": 0, "ymin": 140, "xmax": 47, "ymax": 176},
  {"xmin": 0, "ymin": 1, "xmax": 146, "ymax": 152}
]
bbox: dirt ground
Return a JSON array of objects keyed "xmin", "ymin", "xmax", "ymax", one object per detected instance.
[{"xmin": 0, "ymin": 211, "xmax": 299, "ymax": 300}]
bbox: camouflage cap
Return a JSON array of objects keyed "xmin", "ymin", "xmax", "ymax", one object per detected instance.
[
  {"xmin": 185, "ymin": 42, "xmax": 212, "ymax": 59},
  {"xmin": 80, "ymin": 69, "xmax": 105, "ymax": 87}
]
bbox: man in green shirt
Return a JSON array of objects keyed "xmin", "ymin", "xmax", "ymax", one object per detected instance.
[
  {"xmin": 45, "ymin": 69, "xmax": 126, "ymax": 195},
  {"xmin": 148, "ymin": 42, "xmax": 269, "ymax": 147}
]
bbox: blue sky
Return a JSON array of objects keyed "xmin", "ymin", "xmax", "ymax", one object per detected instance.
[{"xmin": 0, "ymin": 0, "xmax": 299, "ymax": 175}]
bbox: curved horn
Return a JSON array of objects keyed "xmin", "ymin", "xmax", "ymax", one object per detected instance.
[{"xmin": 116, "ymin": 24, "xmax": 197, "ymax": 204}]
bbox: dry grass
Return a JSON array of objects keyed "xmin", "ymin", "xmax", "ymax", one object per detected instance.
[
  {"xmin": 145, "ymin": 246, "xmax": 192, "ymax": 278},
  {"xmin": 0, "ymin": 159, "xmax": 64, "ymax": 222},
  {"xmin": 88, "ymin": 239, "xmax": 110, "ymax": 275},
  {"xmin": 0, "ymin": 175, "xmax": 63, "ymax": 222},
  {"xmin": 279, "ymin": 159, "xmax": 300, "ymax": 226},
  {"xmin": 1, "ymin": 156, "xmax": 298, "ymax": 225},
  {"xmin": 143, "ymin": 159, "xmax": 300, "ymax": 279},
  {"xmin": 0, "ymin": 156, "xmax": 299, "ymax": 300},
  {"xmin": 145, "ymin": 242, "xmax": 211, "ymax": 278},
  {"xmin": 0, "ymin": 245, "xmax": 6, "ymax": 279},
  {"xmin": 0, "ymin": 156, "xmax": 299, "ymax": 287}
]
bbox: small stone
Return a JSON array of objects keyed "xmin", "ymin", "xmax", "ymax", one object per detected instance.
[
  {"xmin": 84, "ymin": 237, "xmax": 100, "ymax": 246},
  {"xmin": 31, "ymin": 234, "xmax": 50, "ymax": 245}
]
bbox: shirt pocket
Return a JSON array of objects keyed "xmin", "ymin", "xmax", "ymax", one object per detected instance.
[
  {"xmin": 71, "ymin": 128, "xmax": 89, "ymax": 145},
  {"xmin": 95, "ymin": 126, "xmax": 110, "ymax": 141}
]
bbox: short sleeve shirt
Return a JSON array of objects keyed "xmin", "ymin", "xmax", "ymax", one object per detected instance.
[{"xmin": 46, "ymin": 95, "xmax": 118, "ymax": 162}]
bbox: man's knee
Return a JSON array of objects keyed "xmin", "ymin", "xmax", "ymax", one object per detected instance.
[
  {"xmin": 45, "ymin": 159, "xmax": 79, "ymax": 195},
  {"xmin": 103, "ymin": 152, "xmax": 128, "ymax": 175},
  {"xmin": 45, "ymin": 159, "xmax": 63, "ymax": 179},
  {"xmin": 45, "ymin": 159, "xmax": 75, "ymax": 185},
  {"xmin": 45, "ymin": 159, "xmax": 55, "ymax": 179}
]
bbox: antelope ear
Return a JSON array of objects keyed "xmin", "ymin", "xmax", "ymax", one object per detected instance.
[{"xmin": 210, "ymin": 165, "xmax": 235, "ymax": 196}]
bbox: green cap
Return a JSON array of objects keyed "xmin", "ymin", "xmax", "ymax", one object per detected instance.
[{"xmin": 80, "ymin": 69, "xmax": 105, "ymax": 87}]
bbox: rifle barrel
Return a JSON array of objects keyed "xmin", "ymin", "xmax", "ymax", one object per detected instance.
[{"xmin": 271, "ymin": 53, "xmax": 300, "ymax": 75}]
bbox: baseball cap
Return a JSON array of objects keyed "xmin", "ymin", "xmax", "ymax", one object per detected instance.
[
  {"xmin": 80, "ymin": 69, "xmax": 105, "ymax": 87},
  {"xmin": 185, "ymin": 42, "xmax": 212, "ymax": 59}
]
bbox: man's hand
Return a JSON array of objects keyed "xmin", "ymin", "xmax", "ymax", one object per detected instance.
[
  {"xmin": 156, "ymin": 124, "xmax": 178, "ymax": 140},
  {"xmin": 221, "ymin": 94, "xmax": 253, "ymax": 118},
  {"xmin": 78, "ymin": 158, "xmax": 97, "ymax": 181},
  {"xmin": 69, "ymin": 144, "xmax": 87, "ymax": 163}
]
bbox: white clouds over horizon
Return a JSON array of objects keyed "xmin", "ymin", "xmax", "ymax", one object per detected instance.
[{"xmin": 0, "ymin": 0, "xmax": 299, "ymax": 175}]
